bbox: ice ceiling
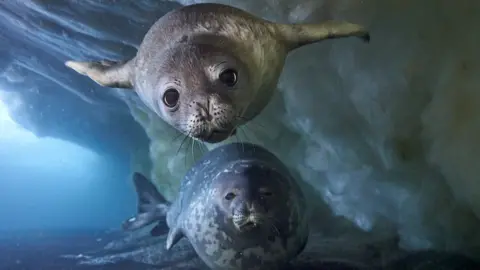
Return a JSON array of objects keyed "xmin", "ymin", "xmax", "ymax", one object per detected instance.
[{"xmin": 2, "ymin": 0, "xmax": 480, "ymax": 257}]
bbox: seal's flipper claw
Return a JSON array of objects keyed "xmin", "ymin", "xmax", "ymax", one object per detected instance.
[
  {"xmin": 275, "ymin": 21, "xmax": 370, "ymax": 50},
  {"xmin": 361, "ymin": 32, "xmax": 371, "ymax": 43},
  {"xmin": 166, "ymin": 226, "xmax": 183, "ymax": 250},
  {"xmin": 122, "ymin": 212, "xmax": 155, "ymax": 231},
  {"xmin": 65, "ymin": 58, "xmax": 135, "ymax": 89}
]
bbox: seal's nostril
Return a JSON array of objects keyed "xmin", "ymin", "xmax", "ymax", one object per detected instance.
[{"xmin": 198, "ymin": 106, "xmax": 213, "ymax": 121}]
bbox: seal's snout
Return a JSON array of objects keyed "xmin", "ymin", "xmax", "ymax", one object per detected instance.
[
  {"xmin": 234, "ymin": 213, "xmax": 263, "ymax": 232},
  {"xmin": 231, "ymin": 202, "xmax": 265, "ymax": 231},
  {"xmin": 188, "ymin": 94, "xmax": 238, "ymax": 143},
  {"xmin": 198, "ymin": 106, "xmax": 213, "ymax": 122},
  {"xmin": 242, "ymin": 220, "xmax": 257, "ymax": 230}
]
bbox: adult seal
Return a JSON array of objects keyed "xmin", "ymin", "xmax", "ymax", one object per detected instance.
[
  {"xmin": 65, "ymin": 3, "xmax": 370, "ymax": 143},
  {"xmin": 122, "ymin": 142, "xmax": 309, "ymax": 270}
]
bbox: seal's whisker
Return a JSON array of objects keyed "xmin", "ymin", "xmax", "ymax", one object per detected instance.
[
  {"xmin": 191, "ymin": 138, "xmax": 197, "ymax": 164},
  {"xmin": 236, "ymin": 115, "xmax": 267, "ymax": 130},
  {"xmin": 170, "ymin": 131, "xmax": 186, "ymax": 144},
  {"xmin": 173, "ymin": 123, "xmax": 190, "ymax": 130},
  {"xmin": 238, "ymin": 102, "xmax": 250, "ymax": 121},
  {"xmin": 176, "ymin": 132, "xmax": 191, "ymax": 158},
  {"xmin": 193, "ymin": 140, "xmax": 200, "ymax": 158},
  {"xmin": 184, "ymin": 137, "xmax": 194, "ymax": 168},
  {"xmin": 238, "ymin": 128, "xmax": 247, "ymax": 152},
  {"xmin": 235, "ymin": 131, "xmax": 241, "ymax": 147},
  {"xmin": 265, "ymin": 214, "xmax": 282, "ymax": 225},
  {"xmin": 243, "ymin": 126, "xmax": 263, "ymax": 150},
  {"xmin": 239, "ymin": 87, "xmax": 258, "ymax": 124},
  {"xmin": 234, "ymin": 116, "xmax": 266, "ymax": 142},
  {"xmin": 239, "ymin": 126, "xmax": 254, "ymax": 144},
  {"xmin": 270, "ymin": 223, "xmax": 280, "ymax": 237},
  {"xmin": 170, "ymin": 122, "xmax": 192, "ymax": 145},
  {"xmin": 267, "ymin": 214, "xmax": 281, "ymax": 222},
  {"xmin": 264, "ymin": 215, "xmax": 281, "ymax": 237},
  {"xmin": 255, "ymin": 216, "xmax": 279, "ymax": 237},
  {"xmin": 245, "ymin": 122, "xmax": 268, "ymax": 135},
  {"xmin": 238, "ymin": 127, "xmax": 248, "ymax": 141},
  {"xmin": 198, "ymin": 141, "xmax": 208, "ymax": 155},
  {"xmin": 233, "ymin": 126, "xmax": 245, "ymax": 152}
]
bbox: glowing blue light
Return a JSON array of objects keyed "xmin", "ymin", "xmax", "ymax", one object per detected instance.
[{"xmin": 0, "ymin": 95, "xmax": 101, "ymax": 179}]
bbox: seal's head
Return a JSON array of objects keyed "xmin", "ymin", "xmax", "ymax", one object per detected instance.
[
  {"xmin": 214, "ymin": 162, "xmax": 288, "ymax": 233},
  {"xmin": 65, "ymin": 3, "xmax": 369, "ymax": 144},
  {"xmin": 146, "ymin": 43, "xmax": 251, "ymax": 143}
]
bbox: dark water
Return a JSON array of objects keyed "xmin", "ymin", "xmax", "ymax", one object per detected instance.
[
  {"xmin": 1, "ymin": 229, "xmax": 480, "ymax": 270},
  {"xmin": 0, "ymin": 230, "xmax": 162, "ymax": 270},
  {"xmin": 0, "ymin": 230, "xmax": 118, "ymax": 270}
]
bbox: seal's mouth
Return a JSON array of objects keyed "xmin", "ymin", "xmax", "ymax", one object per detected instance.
[
  {"xmin": 234, "ymin": 219, "xmax": 259, "ymax": 232},
  {"xmin": 202, "ymin": 128, "xmax": 237, "ymax": 143},
  {"xmin": 242, "ymin": 221, "xmax": 256, "ymax": 230}
]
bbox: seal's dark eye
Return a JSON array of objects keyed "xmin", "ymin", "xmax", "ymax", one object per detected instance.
[
  {"xmin": 261, "ymin": 190, "xmax": 273, "ymax": 197},
  {"xmin": 219, "ymin": 69, "xmax": 237, "ymax": 87},
  {"xmin": 224, "ymin": 192, "xmax": 236, "ymax": 201},
  {"xmin": 163, "ymin": 88, "xmax": 179, "ymax": 108}
]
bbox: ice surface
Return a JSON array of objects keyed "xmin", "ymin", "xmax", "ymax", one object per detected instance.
[
  {"xmin": 2, "ymin": 0, "xmax": 480, "ymax": 260},
  {"xmin": 68, "ymin": 227, "xmax": 402, "ymax": 269}
]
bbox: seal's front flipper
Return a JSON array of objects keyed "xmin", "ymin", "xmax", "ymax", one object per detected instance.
[
  {"xmin": 275, "ymin": 21, "xmax": 370, "ymax": 51},
  {"xmin": 166, "ymin": 226, "xmax": 184, "ymax": 250},
  {"xmin": 122, "ymin": 172, "xmax": 170, "ymax": 232},
  {"xmin": 65, "ymin": 58, "xmax": 135, "ymax": 89}
]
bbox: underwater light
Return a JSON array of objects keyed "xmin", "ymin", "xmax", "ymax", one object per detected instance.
[
  {"xmin": 0, "ymin": 96, "xmax": 39, "ymax": 142},
  {"xmin": 0, "ymin": 93, "xmax": 101, "ymax": 176}
]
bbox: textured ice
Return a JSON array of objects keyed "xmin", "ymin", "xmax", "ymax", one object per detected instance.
[
  {"xmin": 2, "ymin": 0, "xmax": 480, "ymax": 261},
  {"xmin": 68, "ymin": 227, "xmax": 401, "ymax": 269}
]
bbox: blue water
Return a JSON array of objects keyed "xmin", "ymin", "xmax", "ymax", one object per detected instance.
[
  {"xmin": 0, "ymin": 141, "xmax": 136, "ymax": 232},
  {"xmin": 0, "ymin": 134, "xmax": 143, "ymax": 269}
]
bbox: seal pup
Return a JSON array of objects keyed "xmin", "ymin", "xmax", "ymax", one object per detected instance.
[
  {"xmin": 65, "ymin": 3, "xmax": 370, "ymax": 143},
  {"xmin": 122, "ymin": 142, "xmax": 309, "ymax": 270}
]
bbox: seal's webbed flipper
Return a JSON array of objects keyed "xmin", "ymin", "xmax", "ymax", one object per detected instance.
[
  {"xmin": 166, "ymin": 226, "xmax": 184, "ymax": 250},
  {"xmin": 65, "ymin": 58, "xmax": 135, "ymax": 89},
  {"xmin": 274, "ymin": 21, "xmax": 370, "ymax": 51},
  {"xmin": 150, "ymin": 220, "xmax": 169, "ymax": 237},
  {"xmin": 122, "ymin": 172, "xmax": 170, "ymax": 232}
]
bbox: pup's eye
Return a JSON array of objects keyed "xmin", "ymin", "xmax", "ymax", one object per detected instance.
[
  {"xmin": 262, "ymin": 191, "xmax": 273, "ymax": 197},
  {"xmin": 224, "ymin": 192, "xmax": 236, "ymax": 201},
  {"xmin": 163, "ymin": 88, "xmax": 179, "ymax": 108},
  {"xmin": 219, "ymin": 69, "xmax": 237, "ymax": 87}
]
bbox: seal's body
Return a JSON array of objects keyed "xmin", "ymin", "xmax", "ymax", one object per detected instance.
[
  {"xmin": 123, "ymin": 143, "xmax": 309, "ymax": 270},
  {"xmin": 66, "ymin": 3, "xmax": 369, "ymax": 143}
]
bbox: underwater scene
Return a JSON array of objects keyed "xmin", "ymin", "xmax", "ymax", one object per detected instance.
[{"xmin": 2, "ymin": 0, "xmax": 480, "ymax": 269}]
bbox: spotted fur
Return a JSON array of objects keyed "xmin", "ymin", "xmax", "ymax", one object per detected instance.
[{"xmin": 123, "ymin": 143, "xmax": 309, "ymax": 270}]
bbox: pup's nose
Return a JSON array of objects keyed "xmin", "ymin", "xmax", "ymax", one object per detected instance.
[
  {"xmin": 199, "ymin": 106, "xmax": 212, "ymax": 121},
  {"xmin": 241, "ymin": 202, "xmax": 256, "ymax": 213},
  {"xmin": 237, "ymin": 203, "xmax": 250, "ymax": 214}
]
